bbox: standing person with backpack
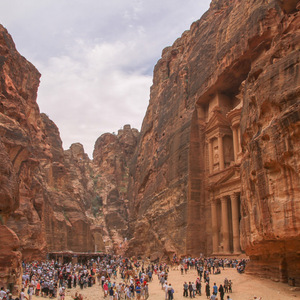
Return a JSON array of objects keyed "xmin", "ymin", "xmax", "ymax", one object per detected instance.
[{"xmin": 167, "ymin": 283, "xmax": 174, "ymax": 300}]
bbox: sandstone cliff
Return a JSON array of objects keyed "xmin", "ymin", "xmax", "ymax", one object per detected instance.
[
  {"xmin": 92, "ymin": 125, "xmax": 139, "ymax": 253},
  {"xmin": 126, "ymin": 0, "xmax": 300, "ymax": 287},
  {"xmin": 0, "ymin": 24, "xmax": 44, "ymax": 287},
  {"xmin": 0, "ymin": 21, "xmax": 138, "ymax": 266},
  {"xmin": 0, "ymin": 24, "xmax": 102, "ymax": 264},
  {"xmin": 239, "ymin": 0, "xmax": 300, "ymax": 284}
]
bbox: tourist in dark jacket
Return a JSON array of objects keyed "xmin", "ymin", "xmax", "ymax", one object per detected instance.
[
  {"xmin": 219, "ymin": 284, "xmax": 225, "ymax": 300},
  {"xmin": 205, "ymin": 283, "xmax": 210, "ymax": 299}
]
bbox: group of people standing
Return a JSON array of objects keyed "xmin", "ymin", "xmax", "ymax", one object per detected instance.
[
  {"xmin": 1, "ymin": 254, "xmax": 247, "ymax": 300},
  {"xmin": 178, "ymin": 256, "xmax": 245, "ymax": 300}
]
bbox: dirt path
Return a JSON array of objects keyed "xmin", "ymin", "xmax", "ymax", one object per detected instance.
[{"xmin": 31, "ymin": 267, "xmax": 300, "ymax": 300}]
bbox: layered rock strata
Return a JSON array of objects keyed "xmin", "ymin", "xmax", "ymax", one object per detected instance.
[
  {"xmin": 0, "ymin": 23, "xmax": 43, "ymax": 287},
  {"xmin": 92, "ymin": 125, "xmax": 139, "ymax": 253},
  {"xmin": 126, "ymin": 0, "xmax": 300, "ymax": 286},
  {"xmin": 0, "ymin": 24, "xmax": 103, "ymax": 263},
  {"xmin": 239, "ymin": 0, "xmax": 300, "ymax": 284},
  {"xmin": 0, "ymin": 22, "xmax": 137, "ymax": 268}
]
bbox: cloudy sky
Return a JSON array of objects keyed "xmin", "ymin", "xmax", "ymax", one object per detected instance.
[{"xmin": 1, "ymin": 0, "xmax": 210, "ymax": 158}]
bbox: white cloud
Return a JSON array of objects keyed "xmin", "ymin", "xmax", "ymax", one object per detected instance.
[
  {"xmin": 0, "ymin": 0, "xmax": 211, "ymax": 158},
  {"xmin": 36, "ymin": 39, "xmax": 152, "ymax": 156}
]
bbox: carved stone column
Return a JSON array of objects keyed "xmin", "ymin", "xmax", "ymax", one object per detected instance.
[
  {"xmin": 208, "ymin": 139, "xmax": 213, "ymax": 173},
  {"xmin": 218, "ymin": 134, "xmax": 224, "ymax": 170},
  {"xmin": 231, "ymin": 192, "xmax": 241, "ymax": 253},
  {"xmin": 221, "ymin": 196, "xmax": 230, "ymax": 253},
  {"xmin": 211, "ymin": 199, "xmax": 219, "ymax": 254},
  {"xmin": 237, "ymin": 127, "xmax": 241, "ymax": 153},
  {"xmin": 232, "ymin": 127, "xmax": 239, "ymax": 162}
]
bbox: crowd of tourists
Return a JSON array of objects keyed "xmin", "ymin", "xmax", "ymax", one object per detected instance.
[
  {"xmin": 0, "ymin": 254, "xmax": 248, "ymax": 300},
  {"xmin": 1, "ymin": 254, "xmax": 156, "ymax": 300},
  {"xmin": 176, "ymin": 256, "xmax": 245, "ymax": 300}
]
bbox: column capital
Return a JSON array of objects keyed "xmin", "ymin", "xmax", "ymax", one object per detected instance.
[
  {"xmin": 231, "ymin": 124, "xmax": 239, "ymax": 129},
  {"xmin": 211, "ymin": 198, "xmax": 217, "ymax": 206},
  {"xmin": 231, "ymin": 192, "xmax": 240, "ymax": 200},
  {"xmin": 220, "ymin": 196, "xmax": 228, "ymax": 203}
]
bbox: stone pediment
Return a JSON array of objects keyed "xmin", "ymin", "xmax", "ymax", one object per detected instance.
[
  {"xmin": 209, "ymin": 167, "xmax": 240, "ymax": 190},
  {"xmin": 205, "ymin": 109, "xmax": 231, "ymax": 134}
]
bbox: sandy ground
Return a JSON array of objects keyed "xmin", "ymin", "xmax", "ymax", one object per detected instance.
[{"xmin": 31, "ymin": 267, "xmax": 300, "ymax": 300}]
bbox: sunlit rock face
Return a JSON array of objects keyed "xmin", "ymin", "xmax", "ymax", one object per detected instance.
[
  {"xmin": 92, "ymin": 125, "xmax": 139, "ymax": 253},
  {"xmin": 239, "ymin": 0, "xmax": 300, "ymax": 285},
  {"xmin": 0, "ymin": 24, "xmax": 100, "ymax": 262},
  {"xmin": 0, "ymin": 142, "xmax": 21, "ymax": 289},
  {"xmin": 0, "ymin": 20, "xmax": 137, "ymax": 266},
  {"xmin": 126, "ymin": 0, "xmax": 300, "ymax": 285},
  {"xmin": 39, "ymin": 117, "xmax": 97, "ymax": 254},
  {"xmin": 0, "ymin": 23, "xmax": 43, "ymax": 288}
]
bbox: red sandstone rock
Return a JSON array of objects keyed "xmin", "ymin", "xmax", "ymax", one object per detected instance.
[
  {"xmin": 126, "ymin": 0, "xmax": 300, "ymax": 287},
  {"xmin": 0, "ymin": 141, "xmax": 21, "ymax": 290},
  {"xmin": 0, "ymin": 225, "xmax": 22, "ymax": 292},
  {"xmin": 92, "ymin": 125, "xmax": 139, "ymax": 253},
  {"xmin": 0, "ymin": 24, "xmax": 101, "ymax": 261},
  {"xmin": 239, "ymin": 2, "xmax": 300, "ymax": 285}
]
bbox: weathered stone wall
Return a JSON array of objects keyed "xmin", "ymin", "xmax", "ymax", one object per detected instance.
[
  {"xmin": 0, "ymin": 141, "xmax": 21, "ymax": 289},
  {"xmin": 126, "ymin": 1, "xmax": 300, "ymax": 282},
  {"xmin": 92, "ymin": 125, "xmax": 139, "ymax": 253},
  {"xmin": 240, "ymin": 0, "xmax": 300, "ymax": 284},
  {"xmin": 0, "ymin": 24, "xmax": 101, "ymax": 261},
  {"xmin": 0, "ymin": 24, "xmax": 46, "ymax": 286}
]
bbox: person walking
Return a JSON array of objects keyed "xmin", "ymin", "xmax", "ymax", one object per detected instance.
[
  {"xmin": 167, "ymin": 283, "xmax": 174, "ymax": 300},
  {"xmin": 192, "ymin": 282, "xmax": 196, "ymax": 298},
  {"xmin": 219, "ymin": 284, "xmax": 225, "ymax": 300},
  {"xmin": 213, "ymin": 282, "xmax": 218, "ymax": 296}
]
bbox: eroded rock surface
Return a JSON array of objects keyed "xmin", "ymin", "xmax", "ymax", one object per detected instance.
[
  {"xmin": 239, "ymin": 1, "xmax": 300, "ymax": 284},
  {"xmin": 92, "ymin": 125, "xmax": 139, "ymax": 253},
  {"xmin": 0, "ymin": 23, "xmax": 43, "ymax": 287},
  {"xmin": 126, "ymin": 0, "xmax": 300, "ymax": 286},
  {"xmin": 0, "ymin": 24, "xmax": 102, "ymax": 261}
]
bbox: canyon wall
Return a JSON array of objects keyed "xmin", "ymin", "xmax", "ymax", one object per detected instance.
[
  {"xmin": 92, "ymin": 125, "xmax": 139, "ymax": 253},
  {"xmin": 0, "ymin": 23, "xmax": 44, "ymax": 288},
  {"xmin": 126, "ymin": 0, "xmax": 300, "ymax": 285},
  {"xmin": 0, "ymin": 24, "xmax": 101, "ymax": 266},
  {"xmin": 239, "ymin": 0, "xmax": 300, "ymax": 284},
  {"xmin": 0, "ymin": 24, "xmax": 138, "ymax": 273}
]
